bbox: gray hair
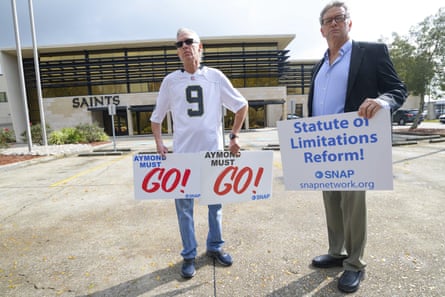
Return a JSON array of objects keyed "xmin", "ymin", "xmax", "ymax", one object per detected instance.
[
  {"xmin": 319, "ymin": 1, "xmax": 350, "ymax": 25},
  {"xmin": 176, "ymin": 28, "xmax": 201, "ymax": 43}
]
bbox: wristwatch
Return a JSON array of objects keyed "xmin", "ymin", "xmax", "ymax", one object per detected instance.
[{"xmin": 229, "ymin": 133, "xmax": 239, "ymax": 140}]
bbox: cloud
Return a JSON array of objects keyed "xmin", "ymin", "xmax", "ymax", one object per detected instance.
[{"xmin": 1, "ymin": 0, "xmax": 443, "ymax": 60}]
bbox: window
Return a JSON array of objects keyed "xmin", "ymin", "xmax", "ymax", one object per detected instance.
[{"xmin": 0, "ymin": 92, "xmax": 7, "ymax": 103}]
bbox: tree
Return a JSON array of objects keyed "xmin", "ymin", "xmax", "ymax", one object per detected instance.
[{"xmin": 388, "ymin": 7, "xmax": 445, "ymax": 129}]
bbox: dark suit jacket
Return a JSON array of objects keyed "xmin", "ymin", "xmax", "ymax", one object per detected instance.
[{"xmin": 308, "ymin": 41, "xmax": 408, "ymax": 116}]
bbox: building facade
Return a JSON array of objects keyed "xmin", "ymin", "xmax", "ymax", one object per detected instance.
[{"xmin": 1, "ymin": 35, "xmax": 317, "ymax": 141}]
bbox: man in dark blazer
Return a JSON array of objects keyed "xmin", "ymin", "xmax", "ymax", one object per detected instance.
[{"xmin": 307, "ymin": 1, "xmax": 408, "ymax": 294}]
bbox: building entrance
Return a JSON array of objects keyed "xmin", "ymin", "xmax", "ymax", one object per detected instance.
[
  {"xmin": 89, "ymin": 106, "xmax": 129, "ymax": 136},
  {"xmin": 103, "ymin": 109, "xmax": 128, "ymax": 136}
]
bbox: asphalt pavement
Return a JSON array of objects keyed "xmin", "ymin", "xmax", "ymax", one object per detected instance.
[{"xmin": 1, "ymin": 122, "xmax": 444, "ymax": 297}]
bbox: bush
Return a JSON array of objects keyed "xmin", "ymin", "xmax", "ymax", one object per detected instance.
[
  {"xmin": 24, "ymin": 123, "xmax": 108, "ymax": 145},
  {"xmin": 60, "ymin": 127, "xmax": 85, "ymax": 144},
  {"xmin": 47, "ymin": 123, "xmax": 109, "ymax": 145},
  {"xmin": 48, "ymin": 130, "xmax": 67, "ymax": 145},
  {"xmin": 21, "ymin": 123, "xmax": 52, "ymax": 145},
  {"xmin": 0, "ymin": 128, "xmax": 15, "ymax": 148},
  {"xmin": 75, "ymin": 123, "xmax": 109, "ymax": 142}
]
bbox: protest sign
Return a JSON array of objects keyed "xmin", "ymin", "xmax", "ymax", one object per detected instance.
[
  {"xmin": 199, "ymin": 151, "xmax": 273, "ymax": 205},
  {"xmin": 133, "ymin": 153, "xmax": 201, "ymax": 200},
  {"xmin": 277, "ymin": 110, "xmax": 393, "ymax": 191},
  {"xmin": 133, "ymin": 151, "xmax": 273, "ymax": 203}
]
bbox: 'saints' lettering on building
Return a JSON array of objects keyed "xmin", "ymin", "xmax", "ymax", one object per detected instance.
[{"xmin": 72, "ymin": 95, "xmax": 120, "ymax": 108}]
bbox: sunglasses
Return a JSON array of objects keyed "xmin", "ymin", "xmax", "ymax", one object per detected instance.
[{"xmin": 175, "ymin": 38, "xmax": 198, "ymax": 48}]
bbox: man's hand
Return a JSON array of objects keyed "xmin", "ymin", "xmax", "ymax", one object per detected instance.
[
  {"xmin": 156, "ymin": 143, "xmax": 169, "ymax": 157},
  {"xmin": 358, "ymin": 98, "xmax": 383, "ymax": 119},
  {"xmin": 229, "ymin": 139, "xmax": 241, "ymax": 156}
]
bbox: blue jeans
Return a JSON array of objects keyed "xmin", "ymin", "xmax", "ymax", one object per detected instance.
[{"xmin": 175, "ymin": 199, "xmax": 224, "ymax": 259}]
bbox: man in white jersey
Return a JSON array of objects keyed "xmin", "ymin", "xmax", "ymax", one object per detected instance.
[{"xmin": 150, "ymin": 28, "xmax": 248, "ymax": 279}]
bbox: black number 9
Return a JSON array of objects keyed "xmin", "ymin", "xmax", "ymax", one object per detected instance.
[{"xmin": 186, "ymin": 86, "xmax": 204, "ymax": 117}]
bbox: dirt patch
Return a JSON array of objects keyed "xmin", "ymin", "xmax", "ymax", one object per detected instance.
[
  {"xmin": 393, "ymin": 127, "xmax": 445, "ymax": 137},
  {"xmin": 0, "ymin": 154, "xmax": 43, "ymax": 165}
]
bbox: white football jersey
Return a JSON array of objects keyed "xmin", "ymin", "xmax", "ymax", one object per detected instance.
[{"xmin": 150, "ymin": 66, "xmax": 247, "ymax": 153}]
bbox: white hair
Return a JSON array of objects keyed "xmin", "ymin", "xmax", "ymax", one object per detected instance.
[{"xmin": 176, "ymin": 28, "xmax": 201, "ymax": 43}]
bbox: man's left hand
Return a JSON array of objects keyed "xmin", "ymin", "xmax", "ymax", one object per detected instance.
[
  {"xmin": 358, "ymin": 98, "xmax": 383, "ymax": 119},
  {"xmin": 229, "ymin": 139, "xmax": 241, "ymax": 156}
]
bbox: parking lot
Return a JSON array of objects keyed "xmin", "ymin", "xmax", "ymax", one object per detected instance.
[{"xmin": 1, "ymin": 123, "xmax": 444, "ymax": 297}]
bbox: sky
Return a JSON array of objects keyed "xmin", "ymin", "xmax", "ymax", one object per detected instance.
[{"xmin": 0, "ymin": 0, "xmax": 443, "ymax": 60}]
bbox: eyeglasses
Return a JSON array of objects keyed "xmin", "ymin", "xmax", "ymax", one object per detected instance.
[
  {"xmin": 175, "ymin": 38, "xmax": 198, "ymax": 48},
  {"xmin": 321, "ymin": 14, "xmax": 348, "ymax": 26}
]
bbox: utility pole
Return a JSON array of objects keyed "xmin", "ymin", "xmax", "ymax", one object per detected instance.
[
  {"xmin": 29, "ymin": 0, "xmax": 48, "ymax": 152},
  {"xmin": 11, "ymin": 0, "xmax": 33, "ymax": 151}
]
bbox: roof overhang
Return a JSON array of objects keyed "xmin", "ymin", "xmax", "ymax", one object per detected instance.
[{"xmin": 1, "ymin": 34, "xmax": 295, "ymax": 58}]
